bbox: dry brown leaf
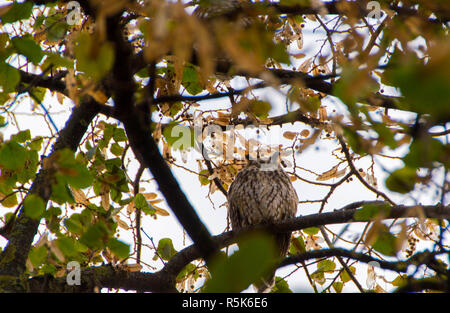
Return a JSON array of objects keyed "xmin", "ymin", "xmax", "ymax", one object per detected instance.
[
  {"xmin": 364, "ymin": 220, "xmax": 382, "ymax": 247},
  {"xmin": 150, "ymin": 199, "xmax": 163, "ymax": 205},
  {"xmin": 54, "ymin": 268, "xmax": 67, "ymax": 278},
  {"xmin": 300, "ymin": 129, "xmax": 310, "ymax": 137},
  {"xmin": 283, "ymin": 131, "xmax": 298, "ymax": 140},
  {"xmin": 87, "ymin": 89, "xmax": 108, "ymax": 104},
  {"xmin": 298, "ymin": 130, "xmax": 320, "ymax": 153},
  {"xmin": 35, "ymin": 233, "xmax": 48, "ymax": 248},
  {"xmin": 126, "ymin": 200, "xmax": 135, "ymax": 214},
  {"xmin": 214, "ymin": 116, "xmax": 231, "ymax": 126},
  {"xmin": 318, "ymin": 106, "xmax": 328, "ymax": 121},
  {"xmin": 143, "ymin": 192, "xmax": 158, "ymax": 200},
  {"xmin": 56, "ymin": 92, "xmax": 65, "ymax": 104},
  {"xmin": 48, "ymin": 240, "xmax": 65, "ymax": 262},
  {"xmin": 72, "ymin": 187, "xmax": 90, "ymax": 206},
  {"xmin": 153, "ymin": 205, "xmax": 170, "ymax": 216},
  {"xmin": 299, "ymin": 57, "xmax": 313, "ymax": 72},
  {"xmin": 316, "ymin": 164, "xmax": 339, "ymax": 181},
  {"xmin": 116, "ymin": 216, "xmax": 129, "ymax": 230}
]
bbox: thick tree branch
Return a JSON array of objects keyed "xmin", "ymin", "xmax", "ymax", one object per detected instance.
[
  {"xmin": 0, "ymin": 97, "xmax": 101, "ymax": 281},
  {"xmin": 18, "ymin": 69, "xmax": 67, "ymax": 95},
  {"xmin": 160, "ymin": 201, "xmax": 450, "ymax": 287},
  {"xmin": 26, "ymin": 201, "xmax": 449, "ymax": 293},
  {"xmin": 106, "ymin": 13, "xmax": 219, "ymax": 265}
]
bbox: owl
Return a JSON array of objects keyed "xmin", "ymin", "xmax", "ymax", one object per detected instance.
[{"xmin": 227, "ymin": 157, "xmax": 298, "ymax": 292}]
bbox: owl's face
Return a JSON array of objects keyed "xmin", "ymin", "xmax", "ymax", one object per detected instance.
[{"xmin": 246, "ymin": 152, "xmax": 283, "ymax": 172}]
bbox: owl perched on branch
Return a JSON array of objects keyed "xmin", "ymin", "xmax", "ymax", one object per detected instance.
[{"xmin": 227, "ymin": 156, "xmax": 298, "ymax": 292}]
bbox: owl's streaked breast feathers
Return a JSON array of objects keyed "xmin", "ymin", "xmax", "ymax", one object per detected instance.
[{"xmin": 227, "ymin": 159, "xmax": 298, "ymax": 292}]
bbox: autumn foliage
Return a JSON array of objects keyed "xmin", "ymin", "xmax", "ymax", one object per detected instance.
[{"xmin": 0, "ymin": 0, "xmax": 449, "ymax": 293}]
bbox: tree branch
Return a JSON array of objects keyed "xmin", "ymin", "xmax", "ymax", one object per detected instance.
[
  {"xmin": 0, "ymin": 97, "xmax": 101, "ymax": 281},
  {"xmin": 106, "ymin": 12, "xmax": 219, "ymax": 265},
  {"xmin": 26, "ymin": 200, "xmax": 449, "ymax": 293}
]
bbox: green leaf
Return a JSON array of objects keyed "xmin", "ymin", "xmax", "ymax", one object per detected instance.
[
  {"xmin": 249, "ymin": 100, "xmax": 272, "ymax": 119},
  {"xmin": 79, "ymin": 221, "xmax": 109, "ymax": 250},
  {"xmin": 198, "ymin": 169, "xmax": 210, "ymax": 186},
  {"xmin": 54, "ymin": 148, "xmax": 93, "ymax": 189},
  {"xmin": 371, "ymin": 122, "xmax": 397, "ymax": 150},
  {"xmin": 28, "ymin": 245, "xmax": 48, "ymax": 268},
  {"xmin": 134, "ymin": 193, "xmax": 155, "ymax": 215},
  {"xmin": 45, "ymin": 20, "xmax": 69, "ymax": 42},
  {"xmin": 0, "ymin": 1, "xmax": 33, "ymax": 24},
  {"xmin": 0, "ymin": 115, "xmax": 6, "ymax": 128},
  {"xmin": 51, "ymin": 180, "xmax": 75, "ymax": 204},
  {"xmin": 107, "ymin": 237, "xmax": 130, "ymax": 259},
  {"xmin": 371, "ymin": 225, "xmax": 398, "ymax": 257},
  {"xmin": 11, "ymin": 36, "xmax": 44, "ymax": 65},
  {"xmin": 303, "ymin": 227, "xmax": 319, "ymax": 236},
  {"xmin": 162, "ymin": 122, "xmax": 194, "ymax": 150},
  {"xmin": 354, "ymin": 203, "xmax": 391, "ymax": 221},
  {"xmin": 112, "ymin": 127, "xmax": 127, "ymax": 142},
  {"xmin": 289, "ymin": 236, "xmax": 306, "ymax": 254},
  {"xmin": 156, "ymin": 238, "xmax": 177, "ymax": 261},
  {"xmin": 0, "ymin": 141, "xmax": 27, "ymax": 170},
  {"xmin": 56, "ymin": 236, "xmax": 78, "ymax": 258},
  {"xmin": 0, "ymin": 192, "xmax": 18, "ymax": 208},
  {"xmin": 332, "ymin": 281, "xmax": 343, "ymax": 293},
  {"xmin": 310, "ymin": 270, "xmax": 325, "ymax": 285},
  {"xmin": 385, "ymin": 167, "xmax": 417, "ymax": 194},
  {"xmin": 317, "ymin": 259, "xmax": 336, "ymax": 272},
  {"xmin": 10, "ymin": 129, "xmax": 31, "ymax": 143},
  {"xmin": 384, "ymin": 48, "xmax": 450, "ymax": 123},
  {"xmin": 176, "ymin": 263, "xmax": 197, "ymax": 281},
  {"xmin": 110, "ymin": 142, "xmax": 124, "ymax": 156},
  {"xmin": 23, "ymin": 194, "xmax": 46, "ymax": 219},
  {"xmin": 203, "ymin": 232, "xmax": 277, "ymax": 293},
  {"xmin": 403, "ymin": 136, "xmax": 446, "ymax": 169},
  {"xmin": 28, "ymin": 137, "xmax": 43, "ymax": 151},
  {"xmin": 342, "ymin": 127, "xmax": 366, "ymax": 156},
  {"xmin": 0, "ymin": 62, "xmax": 20, "ymax": 92},
  {"xmin": 182, "ymin": 65, "xmax": 203, "ymax": 95},
  {"xmin": 391, "ymin": 274, "xmax": 407, "ymax": 287},
  {"xmin": 43, "ymin": 52, "xmax": 74, "ymax": 69},
  {"xmin": 340, "ymin": 266, "xmax": 356, "ymax": 283},
  {"xmin": 333, "ymin": 65, "xmax": 378, "ymax": 108},
  {"xmin": 271, "ymin": 277, "xmax": 293, "ymax": 293},
  {"xmin": 63, "ymin": 213, "xmax": 85, "ymax": 235},
  {"xmin": 74, "ymin": 32, "xmax": 115, "ymax": 81}
]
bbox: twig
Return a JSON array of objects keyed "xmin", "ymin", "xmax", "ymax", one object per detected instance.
[{"xmin": 141, "ymin": 227, "xmax": 166, "ymax": 266}]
